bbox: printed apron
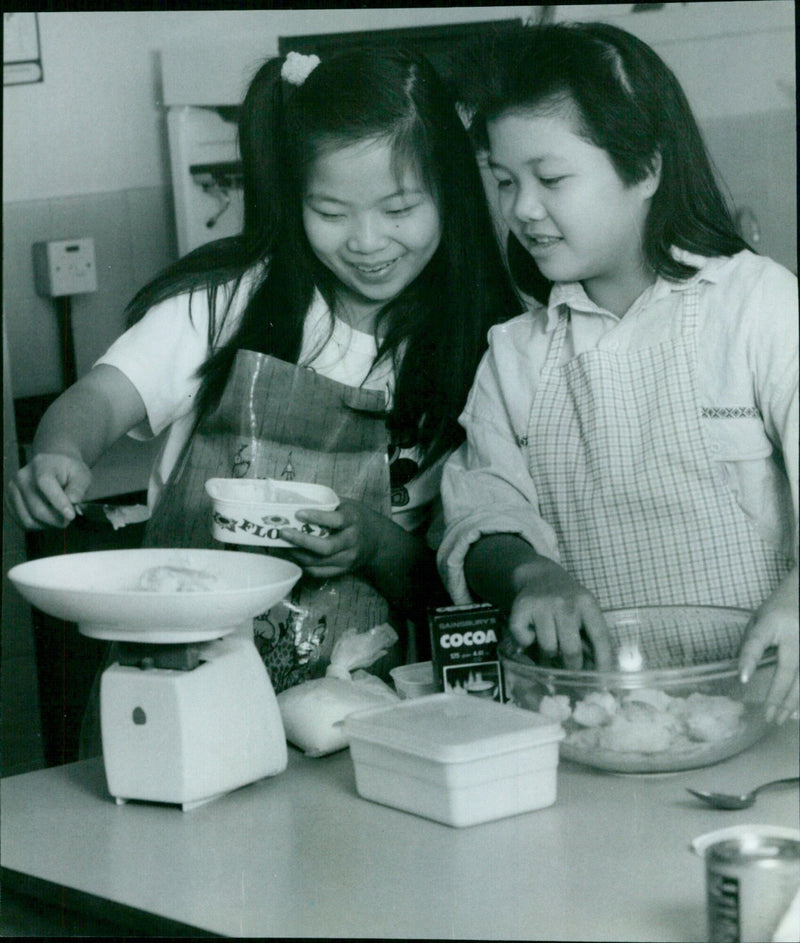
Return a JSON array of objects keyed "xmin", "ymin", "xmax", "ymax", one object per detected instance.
[
  {"xmin": 144, "ymin": 349, "xmax": 397, "ymax": 693},
  {"xmin": 526, "ymin": 284, "xmax": 792, "ymax": 665}
]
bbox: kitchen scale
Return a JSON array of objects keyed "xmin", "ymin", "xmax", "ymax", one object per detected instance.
[{"xmin": 8, "ymin": 548, "xmax": 301, "ymax": 811}]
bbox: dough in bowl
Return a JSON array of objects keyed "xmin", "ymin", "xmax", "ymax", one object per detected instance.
[{"xmin": 137, "ymin": 565, "xmax": 222, "ymax": 593}]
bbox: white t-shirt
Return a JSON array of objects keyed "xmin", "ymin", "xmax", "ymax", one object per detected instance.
[{"xmin": 97, "ymin": 272, "xmax": 444, "ymax": 536}]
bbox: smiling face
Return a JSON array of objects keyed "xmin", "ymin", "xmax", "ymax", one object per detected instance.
[
  {"xmin": 302, "ymin": 137, "xmax": 442, "ymax": 332},
  {"xmin": 487, "ymin": 104, "xmax": 660, "ymax": 316}
]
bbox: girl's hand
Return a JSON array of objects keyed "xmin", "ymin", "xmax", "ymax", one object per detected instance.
[
  {"xmin": 278, "ymin": 498, "xmax": 380, "ymax": 579},
  {"xmin": 6, "ymin": 453, "xmax": 93, "ymax": 529},
  {"xmin": 738, "ymin": 567, "xmax": 799, "ymax": 724},
  {"xmin": 509, "ymin": 556, "xmax": 613, "ymax": 670}
]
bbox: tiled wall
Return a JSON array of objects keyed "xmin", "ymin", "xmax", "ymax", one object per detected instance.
[
  {"xmin": 2, "ymin": 186, "xmax": 176, "ymax": 774},
  {"xmin": 3, "ymin": 184, "xmax": 178, "ymax": 399},
  {"xmin": 702, "ymin": 110, "xmax": 797, "ymax": 274}
]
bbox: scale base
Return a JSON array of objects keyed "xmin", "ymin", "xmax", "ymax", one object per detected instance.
[{"xmin": 101, "ymin": 634, "xmax": 288, "ymax": 811}]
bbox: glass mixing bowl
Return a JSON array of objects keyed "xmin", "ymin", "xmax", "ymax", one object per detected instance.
[{"xmin": 500, "ymin": 606, "xmax": 778, "ymax": 774}]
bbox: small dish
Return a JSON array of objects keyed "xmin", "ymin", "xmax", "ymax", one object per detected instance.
[
  {"xmin": 389, "ymin": 661, "xmax": 438, "ymax": 699},
  {"xmin": 205, "ymin": 478, "xmax": 339, "ymax": 547}
]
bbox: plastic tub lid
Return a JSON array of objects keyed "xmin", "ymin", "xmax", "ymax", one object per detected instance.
[{"xmin": 344, "ymin": 693, "xmax": 564, "ymax": 763}]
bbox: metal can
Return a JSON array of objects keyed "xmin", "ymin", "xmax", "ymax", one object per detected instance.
[{"xmin": 705, "ymin": 835, "xmax": 800, "ymax": 943}]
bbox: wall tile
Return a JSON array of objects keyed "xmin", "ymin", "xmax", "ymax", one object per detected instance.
[
  {"xmin": 49, "ymin": 190, "xmax": 138, "ymax": 378},
  {"xmin": 2, "ymin": 200, "xmax": 66, "ymax": 397},
  {"xmin": 127, "ymin": 185, "xmax": 178, "ymax": 288},
  {"xmin": 3, "ymin": 185, "xmax": 178, "ymax": 397},
  {"xmin": 702, "ymin": 110, "xmax": 797, "ymax": 273}
]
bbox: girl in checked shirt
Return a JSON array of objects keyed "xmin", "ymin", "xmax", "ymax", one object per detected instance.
[{"xmin": 439, "ymin": 22, "xmax": 798, "ymax": 723}]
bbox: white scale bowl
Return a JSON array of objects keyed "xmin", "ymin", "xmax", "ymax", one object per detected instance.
[{"xmin": 8, "ymin": 548, "xmax": 302, "ymax": 643}]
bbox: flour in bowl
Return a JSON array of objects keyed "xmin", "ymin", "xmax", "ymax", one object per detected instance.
[
  {"xmin": 137, "ymin": 565, "xmax": 222, "ymax": 593},
  {"xmin": 558, "ymin": 688, "xmax": 745, "ymax": 756}
]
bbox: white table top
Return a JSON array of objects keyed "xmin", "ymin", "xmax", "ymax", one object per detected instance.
[{"xmin": 2, "ymin": 721, "xmax": 798, "ymax": 940}]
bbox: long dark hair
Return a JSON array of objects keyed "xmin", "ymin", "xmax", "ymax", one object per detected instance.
[
  {"xmin": 124, "ymin": 47, "xmax": 518, "ymax": 468},
  {"xmin": 459, "ymin": 22, "xmax": 749, "ymax": 303}
]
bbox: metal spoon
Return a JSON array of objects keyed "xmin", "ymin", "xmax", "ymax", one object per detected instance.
[{"xmin": 686, "ymin": 777, "xmax": 800, "ymax": 810}]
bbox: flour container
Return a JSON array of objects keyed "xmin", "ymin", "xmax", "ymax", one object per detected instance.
[{"xmin": 343, "ymin": 693, "xmax": 564, "ymax": 827}]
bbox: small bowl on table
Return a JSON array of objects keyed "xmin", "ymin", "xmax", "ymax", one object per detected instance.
[
  {"xmin": 500, "ymin": 605, "xmax": 777, "ymax": 774},
  {"xmin": 389, "ymin": 661, "xmax": 438, "ymax": 699},
  {"xmin": 205, "ymin": 478, "xmax": 339, "ymax": 548}
]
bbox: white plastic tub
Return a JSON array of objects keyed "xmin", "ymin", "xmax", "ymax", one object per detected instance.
[
  {"xmin": 343, "ymin": 693, "xmax": 564, "ymax": 827},
  {"xmin": 389, "ymin": 660, "xmax": 438, "ymax": 699},
  {"xmin": 205, "ymin": 478, "xmax": 339, "ymax": 547}
]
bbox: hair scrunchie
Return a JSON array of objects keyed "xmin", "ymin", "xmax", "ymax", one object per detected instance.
[{"xmin": 281, "ymin": 52, "xmax": 321, "ymax": 86}]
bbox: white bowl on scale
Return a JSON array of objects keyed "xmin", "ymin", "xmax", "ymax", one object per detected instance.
[{"xmin": 7, "ymin": 547, "xmax": 301, "ymax": 642}]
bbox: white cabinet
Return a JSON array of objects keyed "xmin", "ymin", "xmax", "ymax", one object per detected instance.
[{"xmin": 166, "ymin": 106, "xmax": 244, "ymax": 257}]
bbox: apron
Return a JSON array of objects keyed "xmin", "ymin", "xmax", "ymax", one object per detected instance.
[
  {"xmin": 526, "ymin": 283, "xmax": 792, "ymax": 665},
  {"xmin": 144, "ymin": 350, "xmax": 397, "ymax": 693}
]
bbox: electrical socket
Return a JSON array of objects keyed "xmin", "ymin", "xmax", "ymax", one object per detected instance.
[{"xmin": 33, "ymin": 238, "xmax": 98, "ymax": 298}]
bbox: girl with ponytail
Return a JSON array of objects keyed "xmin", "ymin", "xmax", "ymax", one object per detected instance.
[{"xmin": 9, "ymin": 47, "xmax": 519, "ymax": 691}]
